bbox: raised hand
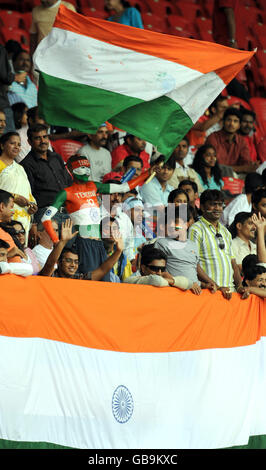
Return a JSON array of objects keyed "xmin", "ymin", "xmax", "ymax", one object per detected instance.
[{"xmin": 60, "ymin": 218, "xmax": 78, "ymax": 242}]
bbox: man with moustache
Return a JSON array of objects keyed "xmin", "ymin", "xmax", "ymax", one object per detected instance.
[
  {"xmin": 189, "ymin": 189, "xmax": 248, "ymax": 299},
  {"xmin": 77, "ymin": 123, "xmax": 112, "ymax": 182},
  {"xmin": 206, "ymin": 107, "xmax": 257, "ymax": 175}
]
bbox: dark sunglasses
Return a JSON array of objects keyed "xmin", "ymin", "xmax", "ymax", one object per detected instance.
[
  {"xmin": 15, "ymin": 229, "xmax": 25, "ymax": 235},
  {"xmin": 215, "ymin": 233, "xmax": 225, "ymax": 250},
  {"xmin": 146, "ymin": 265, "xmax": 166, "ymax": 273}
]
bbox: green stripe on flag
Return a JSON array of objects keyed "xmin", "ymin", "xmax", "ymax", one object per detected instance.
[{"xmin": 38, "ymin": 72, "xmax": 193, "ymax": 158}]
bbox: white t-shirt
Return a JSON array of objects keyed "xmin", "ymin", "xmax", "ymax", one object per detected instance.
[
  {"xmin": 77, "ymin": 144, "xmax": 112, "ymax": 182},
  {"xmin": 32, "ymin": 244, "xmax": 52, "ymax": 268},
  {"xmin": 221, "ymin": 194, "xmax": 252, "ymax": 227}
]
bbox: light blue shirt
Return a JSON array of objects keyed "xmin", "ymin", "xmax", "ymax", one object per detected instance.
[
  {"xmin": 139, "ymin": 177, "xmax": 174, "ymax": 208},
  {"xmin": 10, "ymin": 76, "xmax": 37, "ymax": 109},
  {"xmin": 108, "ymin": 7, "xmax": 144, "ymax": 28},
  {"xmin": 198, "ymin": 174, "xmax": 224, "ymax": 191}
]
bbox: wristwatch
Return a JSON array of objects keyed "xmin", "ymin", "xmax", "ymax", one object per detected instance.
[{"xmin": 228, "ymin": 38, "xmax": 236, "ymax": 45}]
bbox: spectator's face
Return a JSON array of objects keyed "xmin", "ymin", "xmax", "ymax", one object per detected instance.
[
  {"xmin": 172, "ymin": 140, "xmax": 189, "ymax": 161},
  {"xmin": 141, "ymin": 258, "xmax": 166, "ymax": 277},
  {"xmin": 173, "ymin": 192, "xmax": 188, "ymax": 206},
  {"xmin": 201, "ymin": 199, "xmax": 224, "ymax": 222},
  {"xmin": 0, "ymin": 197, "xmax": 15, "ymax": 223},
  {"xmin": 255, "ymin": 198, "xmax": 266, "ymax": 218},
  {"xmin": 213, "ymin": 99, "xmax": 228, "ymax": 115},
  {"xmin": 59, "ymin": 252, "xmax": 79, "ymax": 277},
  {"xmin": 0, "ymin": 247, "xmax": 8, "ymax": 262},
  {"xmin": 240, "ymin": 115, "xmax": 255, "ymax": 135},
  {"xmin": 101, "ymin": 219, "xmax": 120, "ymax": 242},
  {"xmin": 13, "ymin": 223, "xmax": 26, "ymax": 247},
  {"xmin": 223, "ymin": 114, "xmax": 240, "ymax": 134},
  {"xmin": 90, "ymin": 126, "xmax": 108, "ymax": 148},
  {"xmin": 13, "ymin": 52, "xmax": 31, "ymax": 73},
  {"xmin": 105, "ymin": 0, "xmax": 122, "ymax": 11},
  {"xmin": 130, "ymin": 206, "xmax": 143, "ymax": 226},
  {"xmin": 128, "ymin": 137, "xmax": 146, "ymax": 154},
  {"xmin": 0, "ymin": 112, "xmax": 6, "ymax": 136},
  {"xmin": 237, "ymin": 217, "xmax": 256, "ymax": 241},
  {"xmin": 203, "ymin": 147, "xmax": 217, "ymax": 167},
  {"xmin": 179, "ymin": 185, "xmax": 197, "ymax": 204},
  {"xmin": 109, "ymin": 192, "xmax": 122, "ymax": 209},
  {"xmin": 166, "ymin": 217, "xmax": 187, "ymax": 240},
  {"xmin": 1, "ymin": 135, "xmax": 21, "ymax": 160},
  {"xmin": 247, "ymin": 273, "xmax": 266, "ymax": 288},
  {"xmin": 156, "ymin": 165, "xmax": 174, "ymax": 183},
  {"xmin": 29, "ymin": 130, "xmax": 49, "ymax": 154},
  {"xmin": 124, "ymin": 161, "xmax": 142, "ymax": 177}
]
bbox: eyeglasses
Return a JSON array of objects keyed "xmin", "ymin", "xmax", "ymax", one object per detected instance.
[
  {"xmin": 146, "ymin": 265, "xmax": 166, "ymax": 273},
  {"xmin": 63, "ymin": 258, "xmax": 79, "ymax": 265},
  {"xmin": 215, "ymin": 233, "xmax": 225, "ymax": 250},
  {"xmin": 15, "ymin": 229, "xmax": 25, "ymax": 235}
]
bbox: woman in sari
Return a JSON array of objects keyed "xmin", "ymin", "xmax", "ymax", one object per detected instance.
[{"xmin": 0, "ymin": 132, "xmax": 37, "ymax": 243}]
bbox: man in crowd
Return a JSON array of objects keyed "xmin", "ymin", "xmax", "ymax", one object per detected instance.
[
  {"xmin": 111, "ymin": 133, "xmax": 150, "ymax": 171},
  {"xmin": 30, "ymin": 0, "xmax": 76, "ymax": 56},
  {"xmin": 140, "ymin": 155, "xmax": 175, "ymax": 209},
  {"xmin": 178, "ymin": 179, "xmax": 200, "ymax": 221},
  {"xmin": 239, "ymin": 110, "xmax": 262, "ymax": 163},
  {"xmin": 0, "ymin": 190, "xmax": 24, "ymax": 262},
  {"xmin": 252, "ymin": 188, "xmax": 266, "ymax": 219},
  {"xmin": 10, "ymin": 49, "xmax": 37, "ymax": 109},
  {"xmin": 206, "ymin": 107, "xmax": 258, "ymax": 175},
  {"xmin": 229, "ymin": 212, "xmax": 257, "ymax": 273},
  {"xmin": 167, "ymin": 137, "xmax": 203, "ymax": 193},
  {"xmin": 32, "ymin": 219, "xmax": 59, "ymax": 268},
  {"xmin": 77, "ymin": 123, "xmax": 112, "ymax": 182},
  {"xmin": 103, "ymin": 155, "xmax": 144, "ymax": 183},
  {"xmin": 189, "ymin": 189, "xmax": 249, "ymax": 299},
  {"xmin": 21, "ymin": 123, "xmax": 73, "ymax": 224}
]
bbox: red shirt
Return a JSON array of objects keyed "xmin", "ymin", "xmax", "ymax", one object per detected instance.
[
  {"xmin": 111, "ymin": 144, "xmax": 150, "ymax": 171},
  {"xmin": 242, "ymin": 135, "xmax": 258, "ymax": 162},
  {"xmin": 212, "ymin": 0, "xmax": 239, "ymax": 46},
  {"xmin": 206, "ymin": 129, "xmax": 251, "ymax": 166}
]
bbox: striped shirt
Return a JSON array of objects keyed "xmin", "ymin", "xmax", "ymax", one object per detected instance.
[{"xmin": 188, "ymin": 216, "xmax": 235, "ymax": 289}]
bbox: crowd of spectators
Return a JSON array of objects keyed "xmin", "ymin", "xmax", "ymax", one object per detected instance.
[{"xmin": 0, "ymin": 0, "xmax": 265, "ymax": 301}]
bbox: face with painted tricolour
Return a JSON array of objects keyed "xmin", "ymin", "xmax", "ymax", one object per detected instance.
[{"xmin": 70, "ymin": 158, "xmax": 91, "ymax": 182}]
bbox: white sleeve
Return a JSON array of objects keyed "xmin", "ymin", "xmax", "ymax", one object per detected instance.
[{"xmin": 0, "ymin": 262, "xmax": 33, "ymax": 277}]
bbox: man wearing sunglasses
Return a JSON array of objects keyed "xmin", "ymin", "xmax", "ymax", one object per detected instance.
[{"xmin": 189, "ymin": 189, "xmax": 248, "ymax": 300}]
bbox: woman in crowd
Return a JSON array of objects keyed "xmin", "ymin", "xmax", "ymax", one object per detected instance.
[
  {"xmin": 11, "ymin": 102, "xmax": 30, "ymax": 163},
  {"xmin": 168, "ymin": 188, "xmax": 189, "ymax": 206},
  {"xmin": 105, "ymin": 0, "xmax": 143, "ymax": 28},
  {"xmin": 191, "ymin": 144, "xmax": 224, "ymax": 191},
  {"xmin": 0, "ymin": 132, "xmax": 37, "ymax": 242}
]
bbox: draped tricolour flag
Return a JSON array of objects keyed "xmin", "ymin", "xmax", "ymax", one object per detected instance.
[
  {"xmin": 34, "ymin": 5, "xmax": 254, "ymax": 157},
  {"xmin": 0, "ymin": 275, "xmax": 266, "ymax": 449}
]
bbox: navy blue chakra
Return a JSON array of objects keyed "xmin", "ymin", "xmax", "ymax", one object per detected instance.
[{"xmin": 112, "ymin": 385, "xmax": 134, "ymax": 423}]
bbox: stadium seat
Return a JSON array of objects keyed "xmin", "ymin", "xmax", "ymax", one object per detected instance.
[
  {"xmin": 81, "ymin": 7, "xmax": 108, "ymax": 20},
  {"xmin": 133, "ymin": 1, "xmax": 150, "ymax": 14},
  {"xmin": 142, "ymin": 12, "xmax": 167, "ymax": 33},
  {"xmin": 51, "ymin": 140, "xmax": 83, "ymax": 164},
  {"xmin": 255, "ymin": 49, "xmax": 266, "ymax": 68},
  {"xmin": 250, "ymin": 97, "xmax": 266, "ymax": 136},
  {"xmin": 222, "ymin": 177, "xmax": 245, "ymax": 196},
  {"xmin": 237, "ymin": 5, "xmax": 261, "ymax": 28},
  {"xmin": 0, "ymin": 10, "xmax": 23, "ymax": 29},
  {"xmin": 227, "ymin": 95, "xmax": 252, "ymax": 111},
  {"xmin": 167, "ymin": 15, "xmax": 198, "ymax": 39},
  {"xmin": 200, "ymin": 0, "xmax": 214, "ymax": 19},
  {"xmin": 143, "ymin": 0, "xmax": 178, "ymax": 16},
  {"xmin": 0, "ymin": 0, "xmax": 19, "ymax": 10},
  {"xmin": 83, "ymin": 0, "xmax": 105, "ymax": 11},
  {"xmin": 0, "ymin": 27, "xmax": 30, "ymax": 49},
  {"xmin": 252, "ymin": 23, "xmax": 266, "ymax": 48},
  {"xmin": 20, "ymin": 12, "xmax": 32, "ymax": 31},
  {"xmin": 195, "ymin": 17, "xmax": 214, "ymax": 42},
  {"xmin": 175, "ymin": 2, "xmax": 203, "ymax": 22}
]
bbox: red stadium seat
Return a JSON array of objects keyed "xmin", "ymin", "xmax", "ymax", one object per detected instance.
[
  {"xmin": 0, "ymin": 27, "xmax": 30, "ymax": 49},
  {"xmin": 133, "ymin": 1, "xmax": 150, "ymax": 14},
  {"xmin": 195, "ymin": 17, "xmax": 214, "ymax": 42},
  {"xmin": 227, "ymin": 95, "xmax": 252, "ymax": 111},
  {"xmin": 0, "ymin": 10, "xmax": 23, "ymax": 29},
  {"xmin": 81, "ymin": 7, "xmax": 108, "ymax": 19},
  {"xmin": 51, "ymin": 140, "xmax": 83, "ymax": 164},
  {"xmin": 250, "ymin": 97, "xmax": 266, "ymax": 136},
  {"xmin": 175, "ymin": 2, "xmax": 203, "ymax": 22},
  {"xmin": 200, "ymin": 0, "xmax": 214, "ymax": 19},
  {"xmin": 255, "ymin": 49, "xmax": 266, "ymax": 68},
  {"xmin": 0, "ymin": 0, "xmax": 19, "ymax": 10},
  {"xmin": 20, "ymin": 12, "xmax": 32, "ymax": 31},
  {"xmin": 167, "ymin": 15, "xmax": 198, "ymax": 39},
  {"xmin": 82, "ymin": 0, "xmax": 105, "ymax": 11},
  {"xmin": 222, "ymin": 177, "xmax": 245, "ymax": 195},
  {"xmin": 143, "ymin": 0, "xmax": 178, "ymax": 16},
  {"xmin": 142, "ymin": 12, "xmax": 167, "ymax": 33}
]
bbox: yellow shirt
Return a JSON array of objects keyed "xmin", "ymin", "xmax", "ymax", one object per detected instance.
[{"xmin": 30, "ymin": 1, "xmax": 76, "ymax": 44}]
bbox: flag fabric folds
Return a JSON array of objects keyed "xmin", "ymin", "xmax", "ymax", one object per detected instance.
[
  {"xmin": 34, "ymin": 5, "xmax": 254, "ymax": 157},
  {"xmin": 0, "ymin": 275, "xmax": 265, "ymax": 449}
]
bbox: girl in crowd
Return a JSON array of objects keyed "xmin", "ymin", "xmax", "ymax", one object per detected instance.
[
  {"xmin": 191, "ymin": 144, "xmax": 224, "ymax": 191},
  {"xmin": 0, "ymin": 132, "xmax": 37, "ymax": 242},
  {"xmin": 105, "ymin": 0, "xmax": 143, "ymax": 28},
  {"xmin": 11, "ymin": 102, "xmax": 30, "ymax": 163}
]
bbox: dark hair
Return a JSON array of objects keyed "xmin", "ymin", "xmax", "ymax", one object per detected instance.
[
  {"xmin": 0, "ymin": 239, "xmax": 10, "ymax": 250},
  {"xmin": 0, "ymin": 131, "xmax": 20, "ymax": 154},
  {"xmin": 140, "ymin": 245, "xmax": 167, "ymax": 267},
  {"xmin": 242, "ymin": 254, "xmax": 258, "ymax": 275},
  {"xmin": 165, "ymin": 203, "xmax": 193, "ymax": 224},
  {"xmin": 223, "ymin": 106, "xmax": 242, "ymax": 121},
  {"xmin": 200, "ymin": 189, "xmax": 224, "ymax": 205},
  {"xmin": 178, "ymin": 179, "xmax": 198, "ymax": 194},
  {"xmin": 243, "ymin": 263, "xmax": 266, "ymax": 285},
  {"xmin": 11, "ymin": 102, "xmax": 28, "ymax": 129},
  {"xmin": 27, "ymin": 106, "xmax": 38, "ymax": 123},
  {"xmin": 154, "ymin": 154, "xmax": 175, "ymax": 170},
  {"xmin": 174, "ymin": 135, "xmax": 190, "ymax": 147},
  {"xmin": 244, "ymin": 172, "xmax": 263, "ymax": 194},
  {"xmin": 59, "ymin": 247, "xmax": 79, "ymax": 263},
  {"xmin": 209, "ymin": 95, "xmax": 227, "ymax": 114},
  {"xmin": 0, "ymin": 189, "xmax": 13, "ymax": 206},
  {"xmin": 5, "ymin": 40, "xmax": 22, "ymax": 57},
  {"xmin": 0, "ymin": 220, "xmax": 24, "ymax": 251},
  {"xmin": 191, "ymin": 144, "xmax": 222, "ymax": 187},
  {"xmin": 168, "ymin": 188, "xmax": 189, "ymax": 204},
  {"xmin": 27, "ymin": 123, "xmax": 48, "ymax": 141},
  {"xmin": 241, "ymin": 109, "xmax": 256, "ymax": 122},
  {"xmin": 123, "ymin": 155, "xmax": 143, "ymax": 169},
  {"xmin": 252, "ymin": 188, "xmax": 266, "ymax": 206},
  {"xmin": 228, "ymin": 212, "xmax": 253, "ymax": 239}
]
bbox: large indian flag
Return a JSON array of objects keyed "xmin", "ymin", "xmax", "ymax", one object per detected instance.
[
  {"xmin": 0, "ymin": 274, "xmax": 266, "ymax": 449},
  {"xmin": 34, "ymin": 5, "xmax": 254, "ymax": 156}
]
